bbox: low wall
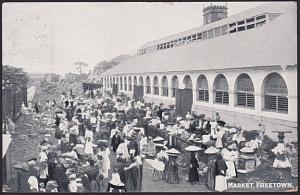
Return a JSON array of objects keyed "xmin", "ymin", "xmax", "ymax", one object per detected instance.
[{"xmin": 192, "ymin": 104, "xmax": 297, "ymax": 142}]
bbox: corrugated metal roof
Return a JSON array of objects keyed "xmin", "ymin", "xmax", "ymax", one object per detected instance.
[
  {"xmin": 139, "ymin": 2, "xmax": 295, "ymax": 49},
  {"xmin": 102, "ymin": 2, "xmax": 296, "ymax": 76}
]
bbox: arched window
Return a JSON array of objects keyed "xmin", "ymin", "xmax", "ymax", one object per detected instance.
[
  {"xmin": 235, "ymin": 74, "xmax": 254, "ymax": 108},
  {"xmin": 263, "ymin": 73, "xmax": 288, "ymax": 112},
  {"xmin": 138, "ymin": 77, "xmax": 144, "ymax": 86},
  {"xmin": 128, "ymin": 77, "xmax": 132, "ymax": 91},
  {"xmin": 120, "ymin": 77, "xmax": 123, "ymax": 90},
  {"xmin": 197, "ymin": 75, "xmax": 209, "ymax": 101},
  {"xmin": 134, "ymin": 76, "xmax": 137, "ymax": 87},
  {"xmin": 146, "ymin": 76, "xmax": 151, "ymax": 94},
  {"xmin": 161, "ymin": 76, "xmax": 168, "ymax": 96},
  {"xmin": 124, "ymin": 77, "xmax": 127, "ymax": 91},
  {"xmin": 214, "ymin": 74, "xmax": 229, "ymax": 104},
  {"xmin": 153, "ymin": 76, "xmax": 159, "ymax": 95},
  {"xmin": 183, "ymin": 75, "xmax": 193, "ymax": 89},
  {"xmin": 171, "ymin": 76, "xmax": 179, "ymax": 97}
]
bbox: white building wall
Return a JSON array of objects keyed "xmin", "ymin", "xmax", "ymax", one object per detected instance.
[{"xmin": 101, "ymin": 65, "xmax": 297, "ymax": 142}]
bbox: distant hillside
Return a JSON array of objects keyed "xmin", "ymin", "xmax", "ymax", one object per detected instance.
[{"xmin": 93, "ymin": 54, "xmax": 131, "ymax": 75}]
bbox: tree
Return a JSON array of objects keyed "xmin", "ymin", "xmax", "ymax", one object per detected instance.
[
  {"xmin": 2, "ymin": 65, "xmax": 29, "ymax": 121},
  {"xmin": 93, "ymin": 55, "xmax": 131, "ymax": 74},
  {"xmin": 2, "ymin": 65, "xmax": 29, "ymax": 88},
  {"xmin": 73, "ymin": 61, "xmax": 88, "ymax": 75}
]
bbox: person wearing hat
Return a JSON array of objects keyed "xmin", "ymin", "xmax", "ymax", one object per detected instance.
[
  {"xmin": 84, "ymin": 136, "xmax": 97, "ymax": 155},
  {"xmin": 53, "ymin": 158, "xmax": 69, "ymax": 192},
  {"xmin": 214, "ymin": 153, "xmax": 228, "ymax": 192},
  {"xmin": 206, "ymin": 153, "xmax": 218, "ymax": 191},
  {"xmin": 97, "ymin": 146, "xmax": 111, "ymax": 179},
  {"xmin": 166, "ymin": 155, "xmax": 180, "ymax": 184},
  {"xmin": 128, "ymin": 136, "xmax": 139, "ymax": 158},
  {"xmin": 124, "ymin": 155, "xmax": 140, "ymax": 192},
  {"xmin": 107, "ymin": 168, "xmax": 126, "ymax": 192},
  {"xmin": 111, "ymin": 131, "xmax": 122, "ymax": 153},
  {"xmin": 205, "ymin": 120, "xmax": 211, "ymax": 133},
  {"xmin": 158, "ymin": 147, "xmax": 170, "ymax": 182},
  {"xmin": 156, "ymin": 106, "xmax": 163, "ymax": 121},
  {"xmin": 38, "ymin": 145, "xmax": 49, "ymax": 187},
  {"xmin": 188, "ymin": 152, "xmax": 199, "ymax": 185},
  {"xmin": 47, "ymin": 148, "xmax": 58, "ymax": 181},
  {"xmin": 134, "ymin": 154, "xmax": 143, "ymax": 190},
  {"xmin": 222, "ymin": 146, "xmax": 238, "ymax": 179},
  {"xmin": 145, "ymin": 137, "xmax": 156, "ymax": 158},
  {"xmin": 27, "ymin": 158, "xmax": 39, "ymax": 178}
]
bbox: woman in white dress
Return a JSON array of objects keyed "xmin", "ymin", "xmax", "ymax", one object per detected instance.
[
  {"xmin": 84, "ymin": 137, "xmax": 96, "ymax": 155},
  {"xmin": 98, "ymin": 146, "xmax": 111, "ymax": 179},
  {"xmin": 215, "ymin": 129, "xmax": 223, "ymax": 149},
  {"xmin": 215, "ymin": 154, "xmax": 228, "ymax": 192},
  {"xmin": 116, "ymin": 139, "xmax": 130, "ymax": 161},
  {"xmin": 221, "ymin": 147, "xmax": 238, "ymax": 179}
]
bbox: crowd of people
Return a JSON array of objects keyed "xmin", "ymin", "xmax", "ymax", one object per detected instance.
[{"xmin": 15, "ymin": 86, "xmax": 298, "ymax": 192}]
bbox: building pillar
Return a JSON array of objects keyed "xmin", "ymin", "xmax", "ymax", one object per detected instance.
[
  {"xmin": 282, "ymin": 69, "xmax": 297, "ymax": 122},
  {"xmin": 252, "ymin": 72, "xmax": 265, "ymax": 115}
]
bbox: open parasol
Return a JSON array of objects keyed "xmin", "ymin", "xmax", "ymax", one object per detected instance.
[{"xmin": 185, "ymin": 145, "xmax": 202, "ymax": 152}]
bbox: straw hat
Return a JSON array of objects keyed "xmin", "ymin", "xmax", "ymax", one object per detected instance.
[
  {"xmin": 204, "ymin": 146, "xmax": 220, "ymax": 154},
  {"xmin": 153, "ymin": 136, "xmax": 164, "ymax": 142},
  {"xmin": 166, "ymin": 148, "xmax": 181, "ymax": 156},
  {"xmin": 240, "ymin": 147, "xmax": 255, "ymax": 153},
  {"xmin": 185, "ymin": 145, "xmax": 202, "ymax": 152}
]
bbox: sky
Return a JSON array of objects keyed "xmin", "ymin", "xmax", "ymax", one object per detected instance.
[{"xmin": 2, "ymin": 2, "xmax": 268, "ymax": 75}]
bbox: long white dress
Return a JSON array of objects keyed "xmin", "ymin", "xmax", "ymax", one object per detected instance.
[
  {"xmin": 215, "ymin": 174, "xmax": 227, "ymax": 192},
  {"xmin": 84, "ymin": 140, "xmax": 96, "ymax": 155},
  {"xmin": 215, "ymin": 131, "xmax": 223, "ymax": 149},
  {"xmin": 116, "ymin": 142, "xmax": 130, "ymax": 160},
  {"xmin": 222, "ymin": 149, "xmax": 238, "ymax": 179},
  {"xmin": 98, "ymin": 148, "xmax": 111, "ymax": 179}
]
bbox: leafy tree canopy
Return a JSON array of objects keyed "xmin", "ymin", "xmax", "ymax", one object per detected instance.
[
  {"xmin": 93, "ymin": 55, "xmax": 131, "ymax": 74},
  {"xmin": 2, "ymin": 65, "xmax": 29, "ymax": 89}
]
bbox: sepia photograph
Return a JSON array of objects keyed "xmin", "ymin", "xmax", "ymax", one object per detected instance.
[{"xmin": 2, "ymin": 1, "xmax": 298, "ymax": 193}]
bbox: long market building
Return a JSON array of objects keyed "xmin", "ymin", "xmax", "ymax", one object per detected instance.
[{"xmin": 99, "ymin": 2, "xmax": 297, "ymax": 142}]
